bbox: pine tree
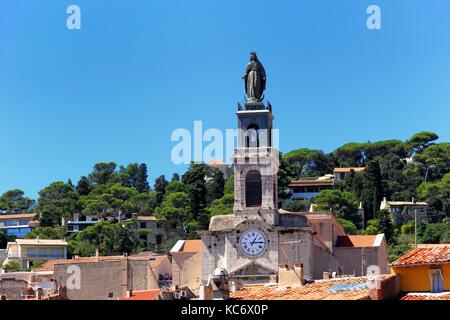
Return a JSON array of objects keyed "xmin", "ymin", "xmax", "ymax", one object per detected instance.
[
  {"xmin": 154, "ymin": 175, "xmax": 169, "ymax": 205},
  {"xmin": 206, "ymin": 169, "xmax": 225, "ymax": 204},
  {"xmin": 362, "ymin": 160, "xmax": 384, "ymax": 222},
  {"xmin": 76, "ymin": 176, "xmax": 92, "ymax": 196},
  {"xmin": 135, "ymin": 164, "xmax": 150, "ymax": 192}
]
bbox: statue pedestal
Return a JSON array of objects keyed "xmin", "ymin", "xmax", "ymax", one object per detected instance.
[{"xmin": 244, "ymin": 101, "xmax": 268, "ymax": 111}]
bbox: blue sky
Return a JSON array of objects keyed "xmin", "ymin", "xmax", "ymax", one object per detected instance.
[{"xmin": 1, "ymin": 0, "xmax": 450, "ymax": 199}]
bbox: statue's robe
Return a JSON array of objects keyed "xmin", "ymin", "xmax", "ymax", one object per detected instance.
[{"xmin": 244, "ymin": 60, "xmax": 266, "ymax": 101}]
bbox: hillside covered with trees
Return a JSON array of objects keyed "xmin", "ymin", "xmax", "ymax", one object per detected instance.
[{"xmin": 0, "ymin": 131, "xmax": 449, "ymax": 262}]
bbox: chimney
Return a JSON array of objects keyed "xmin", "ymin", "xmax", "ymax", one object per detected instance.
[
  {"xmin": 126, "ymin": 290, "xmax": 132, "ymax": 298},
  {"xmin": 383, "ymin": 197, "xmax": 387, "ymax": 203},
  {"xmin": 95, "ymin": 247, "xmax": 100, "ymax": 262},
  {"xmin": 230, "ymin": 280, "xmax": 242, "ymax": 293},
  {"xmin": 36, "ymin": 236, "xmax": 40, "ymax": 243},
  {"xmin": 278, "ymin": 263, "xmax": 304, "ymax": 286},
  {"xmin": 199, "ymin": 284, "xmax": 213, "ymax": 300},
  {"xmin": 35, "ymin": 288, "xmax": 43, "ymax": 300}
]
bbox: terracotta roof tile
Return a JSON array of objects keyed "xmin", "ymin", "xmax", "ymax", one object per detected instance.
[
  {"xmin": 390, "ymin": 244, "xmax": 450, "ymax": 267},
  {"xmin": 336, "ymin": 235, "xmax": 377, "ymax": 248},
  {"xmin": 400, "ymin": 292, "xmax": 450, "ymax": 300},
  {"xmin": 182, "ymin": 240, "xmax": 202, "ymax": 253},
  {"xmin": 119, "ymin": 289, "xmax": 161, "ymax": 300},
  {"xmin": 208, "ymin": 159, "xmax": 226, "ymax": 166},
  {"xmin": 231, "ymin": 277, "xmax": 373, "ymax": 300}
]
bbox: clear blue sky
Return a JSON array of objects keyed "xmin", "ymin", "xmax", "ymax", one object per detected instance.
[{"xmin": 1, "ymin": 0, "xmax": 450, "ymax": 199}]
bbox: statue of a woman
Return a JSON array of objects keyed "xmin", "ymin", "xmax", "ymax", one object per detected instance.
[{"xmin": 242, "ymin": 52, "xmax": 266, "ymax": 103}]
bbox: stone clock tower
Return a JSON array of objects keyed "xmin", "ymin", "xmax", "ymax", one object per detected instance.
[{"xmin": 201, "ymin": 53, "xmax": 315, "ymax": 284}]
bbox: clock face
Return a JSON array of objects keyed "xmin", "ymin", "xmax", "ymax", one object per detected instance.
[{"xmin": 240, "ymin": 229, "xmax": 267, "ymax": 257}]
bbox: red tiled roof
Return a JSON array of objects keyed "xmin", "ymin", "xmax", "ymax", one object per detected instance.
[
  {"xmin": 119, "ymin": 289, "xmax": 161, "ymax": 300},
  {"xmin": 400, "ymin": 293, "xmax": 450, "ymax": 300},
  {"xmin": 183, "ymin": 240, "xmax": 202, "ymax": 253},
  {"xmin": 231, "ymin": 277, "xmax": 373, "ymax": 300},
  {"xmin": 336, "ymin": 235, "xmax": 377, "ymax": 248},
  {"xmin": 208, "ymin": 159, "xmax": 226, "ymax": 166},
  {"xmin": 34, "ymin": 259, "xmax": 66, "ymax": 272},
  {"xmin": 390, "ymin": 244, "xmax": 450, "ymax": 267}
]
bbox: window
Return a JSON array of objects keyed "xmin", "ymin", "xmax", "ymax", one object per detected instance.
[
  {"xmin": 4, "ymin": 219, "xmax": 19, "ymax": 227},
  {"xmin": 39, "ymin": 248, "xmax": 47, "ymax": 257},
  {"xmin": 140, "ymin": 222, "xmax": 147, "ymax": 229},
  {"xmin": 51, "ymin": 248, "xmax": 60, "ymax": 258},
  {"xmin": 246, "ymin": 124, "xmax": 260, "ymax": 148},
  {"xmin": 429, "ymin": 269, "xmax": 444, "ymax": 293},
  {"xmin": 27, "ymin": 248, "xmax": 35, "ymax": 257},
  {"xmin": 246, "ymin": 171, "xmax": 262, "ymax": 207}
]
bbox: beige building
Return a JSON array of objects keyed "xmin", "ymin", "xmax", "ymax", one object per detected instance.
[
  {"xmin": 130, "ymin": 251, "xmax": 172, "ymax": 283},
  {"xmin": 170, "ymin": 240, "xmax": 202, "ymax": 290},
  {"xmin": 333, "ymin": 167, "xmax": 365, "ymax": 181},
  {"xmin": 126, "ymin": 215, "xmax": 166, "ymax": 246},
  {"xmin": 380, "ymin": 197, "xmax": 429, "ymax": 226},
  {"xmin": 52, "ymin": 254, "xmax": 160, "ymax": 300},
  {"xmin": 4, "ymin": 238, "xmax": 68, "ymax": 269}
]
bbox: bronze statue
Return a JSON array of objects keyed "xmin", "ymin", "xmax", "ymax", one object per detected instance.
[{"xmin": 242, "ymin": 52, "xmax": 266, "ymax": 103}]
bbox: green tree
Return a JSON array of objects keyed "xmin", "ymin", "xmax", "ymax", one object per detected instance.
[
  {"xmin": 337, "ymin": 218, "xmax": 357, "ymax": 235},
  {"xmin": 361, "ymin": 160, "xmax": 384, "ymax": 221},
  {"xmin": 364, "ymin": 140, "xmax": 406, "ymax": 161},
  {"xmin": 154, "ymin": 175, "xmax": 169, "ymax": 206},
  {"xmin": 182, "ymin": 163, "xmax": 209, "ymax": 229},
  {"xmin": 75, "ymin": 176, "xmax": 92, "ymax": 196},
  {"xmin": 70, "ymin": 221, "xmax": 140, "ymax": 256},
  {"xmin": 155, "ymin": 192, "xmax": 193, "ymax": 238},
  {"xmin": 37, "ymin": 182, "xmax": 79, "ymax": 227},
  {"xmin": 88, "ymin": 162, "xmax": 117, "ymax": 185},
  {"xmin": 284, "ymin": 148, "xmax": 333, "ymax": 178},
  {"xmin": 126, "ymin": 191, "xmax": 158, "ymax": 214},
  {"xmin": 224, "ymin": 175, "xmax": 234, "ymax": 195},
  {"xmin": 117, "ymin": 163, "xmax": 150, "ymax": 192},
  {"xmin": 165, "ymin": 180, "xmax": 186, "ymax": 195},
  {"xmin": 333, "ymin": 142, "xmax": 366, "ymax": 167},
  {"xmin": 277, "ymin": 152, "xmax": 293, "ymax": 201},
  {"xmin": 419, "ymin": 221, "xmax": 450, "ymax": 244},
  {"xmin": 0, "ymin": 189, "xmax": 35, "ymax": 214},
  {"xmin": 171, "ymin": 173, "xmax": 180, "ymax": 182},
  {"xmin": 313, "ymin": 190, "xmax": 360, "ymax": 224},
  {"xmin": 206, "ymin": 168, "xmax": 225, "ymax": 204},
  {"xmin": 206, "ymin": 194, "xmax": 234, "ymax": 217},
  {"xmin": 26, "ymin": 226, "xmax": 65, "ymax": 240},
  {"xmin": 3, "ymin": 260, "xmax": 21, "ymax": 272},
  {"xmin": 406, "ymin": 131, "xmax": 439, "ymax": 155},
  {"xmin": 417, "ymin": 172, "xmax": 450, "ymax": 217},
  {"xmin": 376, "ymin": 209, "xmax": 394, "ymax": 243},
  {"xmin": 415, "ymin": 143, "xmax": 450, "ymax": 181},
  {"xmin": 284, "ymin": 200, "xmax": 310, "ymax": 212}
]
